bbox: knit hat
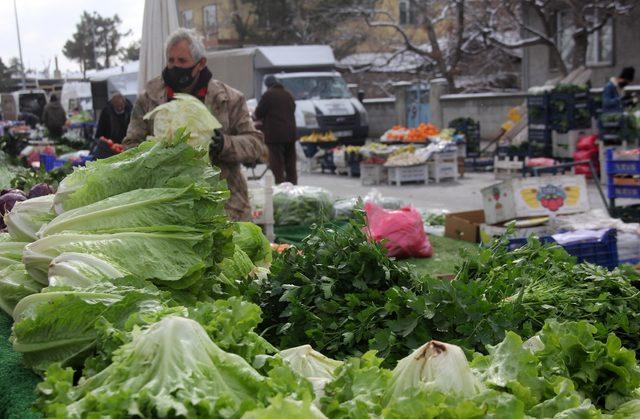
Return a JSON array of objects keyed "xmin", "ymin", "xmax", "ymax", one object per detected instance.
[
  {"xmin": 619, "ymin": 67, "xmax": 635, "ymax": 82},
  {"xmin": 264, "ymin": 75, "xmax": 278, "ymax": 88}
]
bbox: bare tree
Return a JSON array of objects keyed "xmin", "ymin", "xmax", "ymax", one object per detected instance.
[
  {"xmin": 345, "ymin": 1, "xmax": 486, "ymax": 90},
  {"xmin": 482, "ymin": 0, "xmax": 637, "ymax": 76}
]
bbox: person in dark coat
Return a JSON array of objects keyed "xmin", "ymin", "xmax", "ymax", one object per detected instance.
[
  {"xmin": 255, "ymin": 75, "xmax": 297, "ymax": 184},
  {"xmin": 95, "ymin": 92, "xmax": 132, "ymax": 143},
  {"xmin": 41, "ymin": 94, "xmax": 67, "ymax": 138},
  {"xmin": 602, "ymin": 66, "xmax": 635, "ymax": 113}
]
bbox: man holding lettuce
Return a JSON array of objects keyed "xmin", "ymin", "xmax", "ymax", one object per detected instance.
[{"xmin": 123, "ymin": 29, "xmax": 266, "ymax": 221}]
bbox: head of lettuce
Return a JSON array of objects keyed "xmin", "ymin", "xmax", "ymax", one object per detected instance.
[{"xmin": 123, "ymin": 28, "xmax": 266, "ymax": 221}]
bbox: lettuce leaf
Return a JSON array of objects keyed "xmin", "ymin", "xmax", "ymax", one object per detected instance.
[
  {"xmin": 234, "ymin": 222, "xmax": 272, "ymax": 267},
  {"xmin": 0, "ymin": 240, "xmax": 26, "ymax": 271},
  {"xmin": 12, "ymin": 277, "xmax": 165, "ymax": 372},
  {"xmin": 242, "ymin": 396, "xmax": 327, "ymax": 419},
  {"xmin": 144, "ymin": 93, "xmax": 222, "ymax": 153},
  {"xmin": 48, "ymin": 253, "xmax": 126, "ymax": 288},
  {"xmin": 37, "ymin": 316, "xmax": 274, "ymax": 418},
  {"xmin": 41, "ymin": 185, "xmax": 228, "ymax": 237},
  {"xmin": 53, "ymin": 139, "xmax": 225, "ymax": 214},
  {"xmin": 4, "ymin": 195, "xmax": 56, "ymax": 242},
  {"xmin": 0, "ymin": 263, "xmax": 43, "ymax": 317},
  {"xmin": 23, "ymin": 231, "xmax": 214, "ymax": 288},
  {"xmin": 187, "ymin": 297, "xmax": 276, "ymax": 363}
]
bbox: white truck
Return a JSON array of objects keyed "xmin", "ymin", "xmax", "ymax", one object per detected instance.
[{"xmin": 205, "ymin": 45, "xmax": 369, "ymax": 140}]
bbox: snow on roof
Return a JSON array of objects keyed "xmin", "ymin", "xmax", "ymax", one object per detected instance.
[
  {"xmin": 89, "ymin": 61, "xmax": 140, "ymax": 81},
  {"xmin": 254, "ymin": 45, "xmax": 335, "ymax": 69},
  {"xmin": 337, "ymin": 51, "xmax": 425, "ymax": 73}
]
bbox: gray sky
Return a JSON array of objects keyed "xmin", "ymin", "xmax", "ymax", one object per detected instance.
[{"xmin": 1, "ymin": 0, "xmax": 144, "ymax": 74}]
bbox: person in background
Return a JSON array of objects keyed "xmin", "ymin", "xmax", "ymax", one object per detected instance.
[
  {"xmin": 255, "ymin": 75, "xmax": 297, "ymax": 184},
  {"xmin": 602, "ymin": 66, "xmax": 635, "ymax": 113},
  {"xmin": 42, "ymin": 94, "xmax": 67, "ymax": 138},
  {"xmin": 95, "ymin": 92, "xmax": 132, "ymax": 143},
  {"xmin": 124, "ymin": 28, "xmax": 266, "ymax": 221}
]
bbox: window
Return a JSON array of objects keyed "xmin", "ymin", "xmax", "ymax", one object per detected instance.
[
  {"xmin": 181, "ymin": 9, "xmax": 194, "ymax": 29},
  {"xmin": 555, "ymin": 9, "xmax": 614, "ymax": 69},
  {"xmin": 203, "ymin": 5, "xmax": 218, "ymax": 38},
  {"xmin": 555, "ymin": 11, "xmax": 574, "ymax": 67},
  {"xmin": 587, "ymin": 15, "xmax": 613, "ymax": 65},
  {"xmin": 399, "ymin": 0, "xmax": 416, "ymax": 25}
]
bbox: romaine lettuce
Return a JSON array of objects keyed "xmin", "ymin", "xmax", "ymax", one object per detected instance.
[
  {"xmin": 0, "ymin": 263, "xmax": 43, "ymax": 317},
  {"xmin": 4, "ymin": 195, "xmax": 55, "ymax": 242}
]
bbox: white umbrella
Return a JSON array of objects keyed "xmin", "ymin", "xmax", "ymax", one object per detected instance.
[{"xmin": 137, "ymin": 0, "xmax": 180, "ymax": 93}]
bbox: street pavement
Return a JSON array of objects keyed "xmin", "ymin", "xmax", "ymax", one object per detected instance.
[{"xmin": 296, "ymin": 170, "xmax": 612, "ymax": 213}]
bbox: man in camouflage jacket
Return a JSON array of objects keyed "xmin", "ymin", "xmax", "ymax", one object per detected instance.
[{"xmin": 123, "ymin": 29, "xmax": 266, "ymax": 221}]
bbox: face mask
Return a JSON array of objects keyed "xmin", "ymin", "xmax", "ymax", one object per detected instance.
[{"xmin": 163, "ymin": 64, "xmax": 198, "ymax": 91}]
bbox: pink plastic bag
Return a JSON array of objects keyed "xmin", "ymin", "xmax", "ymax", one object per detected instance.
[{"xmin": 364, "ymin": 202, "xmax": 433, "ymax": 259}]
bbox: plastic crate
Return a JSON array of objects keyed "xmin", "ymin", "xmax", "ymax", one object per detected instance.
[
  {"xmin": 387, "ymin": 164, "xmax": 428, "ymax": 185},
  {"xmin": 39, "ymin": 154, "xmax": 66, "ymax": 172},
  {"xmin": 529, "ymin": 127, "xmax": 552, "ymax": 143},
  {"xmin": 360, "ymin": 163, "xmax": 387, "ymax": 185},
  {"xmin": 527, "ymin": 94, "xmax": 550, "ymax": 126},
  {"xmin": 508, "ymin": 229, "xmax": 619, "ymax": 270}
]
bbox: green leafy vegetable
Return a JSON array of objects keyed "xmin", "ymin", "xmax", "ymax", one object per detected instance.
[
  {"xmin": 144, "ymin": 93, "xmax": 222, "ymax": 153},
  {"xmin": 23, "ymin": 231, "xmax": 214, "ymax": 288},
  {"xmin": 234, "ymin": 221, "xmax": 272, "ymax": 267},
  {"xmin": 53, "ymin": 138, "xmax": 225, "ymax": 213},
  {"xmin": 41, "ymin": 185, "xmax": 228, "ymax": 236},
  {"xmin": 0, "ymin": 264, "xmax": 43, "ymax": 317},
  {"xmin": 242, "ymin": 396, "xmax": 327, "ymax": 419},
  {"xmin": 37, "ymin": 316, "xmax": 278, "ymax": 418},
  {"xmin": 0, "ymin": 240, "xmax": 26, "ymax": 271},
  {"xmin": 4, "ymin": 195, "xmax": 55, "ymax": 242},
  {"xmin": 48, "ymin": 252, "xmax": 125, "ymax": 288},
  {"xmin": 187, "ymin": 297, "xmax": 276, "ymax": 363},
  {"xmin": 12, "ymin": 277, "xmax": 164, "ymax": 371}
]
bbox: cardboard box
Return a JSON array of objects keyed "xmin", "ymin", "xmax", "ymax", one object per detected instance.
[
  {"xmin": 445, "ymin": 210, "xmax": 485, "ymax": 243},
  {"xmin": 481, "ymin": 175, "xmax": 590, "ymax": 225},
  {"xmin": 479, "ymin": 222, "xmax": 556, "ymax": 245}
]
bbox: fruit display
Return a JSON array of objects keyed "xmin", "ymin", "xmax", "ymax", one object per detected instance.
[
  {"xmin": 300, "ymin": 131, "xmax": 338, "ymax": 143},
  {"xmin": 381, "ymin": 123, "xmax": 440, "ymax": 143}
]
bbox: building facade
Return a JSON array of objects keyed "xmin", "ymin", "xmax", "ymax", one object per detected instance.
[{"xmin": 522, "ymin": 5, "xmax": 640, "ymax": 89}]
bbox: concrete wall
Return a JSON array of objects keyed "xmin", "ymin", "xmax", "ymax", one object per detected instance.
[
  {"xmin": 440, "ymin": 92, "xmax": 526, "ymax": 139},
  {"xmin": 361, "ymin": 91, "xmax": 527, "ymax": 140},
  {"xmin": 362, "ymin": 97, "xmax": 397, "ymax": 138},
  {"xmin": 522, "ymin": 6, "xmax": 640, "ymax": 89}
]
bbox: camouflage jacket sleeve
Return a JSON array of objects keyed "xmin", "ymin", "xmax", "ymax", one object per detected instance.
[
  {"xmin": 216, "ymin": 89, "xmax": 267, "ymax": 164},
  {"xmin": 122, "ymin": 93, "xmax": 153, "ymax": 149}
]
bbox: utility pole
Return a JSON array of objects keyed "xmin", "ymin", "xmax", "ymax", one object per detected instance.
[{"xmin": 13, "ymin": 0, "xmax": 26, "ymax": 89}]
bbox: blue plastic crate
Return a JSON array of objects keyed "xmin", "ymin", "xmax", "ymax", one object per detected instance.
[
  {"xmin": 608, "ymin": 184, "xmax": 640, "ymax": 199},
  {"xmin": 508, "ymin": 229, "xmax": 619, "ymax": 270},
  {"xmin": 39, "ymin": 154, "xmax": 65, "ymax": 172}
]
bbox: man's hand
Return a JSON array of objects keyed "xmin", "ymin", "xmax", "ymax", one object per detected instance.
[{"xmin": 210, "ymin": 129, "xmax": 225, "ymax": 160}]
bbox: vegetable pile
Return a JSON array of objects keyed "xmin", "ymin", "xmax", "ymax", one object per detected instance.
[{"xmin": 3, "ymin": 121, "xmax": 640, "ymax": 418}]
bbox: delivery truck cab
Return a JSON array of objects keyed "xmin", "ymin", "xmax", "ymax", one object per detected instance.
[
  {"xmin": 206, "ymin": 46, "xmax": 368, "ymax": 140},
  {"xmin": 257, "ymin": 71, "xmax": 369, "ymax": 139}
]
